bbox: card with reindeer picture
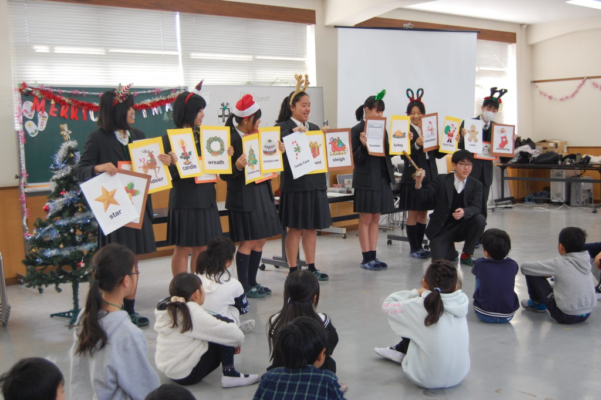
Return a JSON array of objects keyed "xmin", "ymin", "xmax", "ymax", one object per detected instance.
[
  {"xmin": 128, "ymin": 137, "xmax": 173, "ymax": 194},
  {"xmin": 167, "ymin": 128, "xmax": 204, "ymax": 179}
]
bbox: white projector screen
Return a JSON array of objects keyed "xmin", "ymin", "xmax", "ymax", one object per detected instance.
[{"xmin": 337, "ymin": 28, "xmax": 477, "ymax": 133}]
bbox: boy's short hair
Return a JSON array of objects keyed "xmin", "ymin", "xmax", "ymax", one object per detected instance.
[
  {"xmin": 451, "ymin": 149, "xmax": 474, "ymax": 165},
  {"xmin": 482, "ymin": 228, "xmax": 511, "ymax": 260},
  {"xmin": 559, "ymin": 227, "xmax": 587, "ymax": 253},
  {"xmin": 0, "ymin": 358, "xmax": 64, "ymax": 400},
  {"xmin": 273, "ymin": 317, "xmax": 327, "ymax": 369},
  {"xmin": 145, "ymin": 384, "xmax": 196, "ymax": 400}
]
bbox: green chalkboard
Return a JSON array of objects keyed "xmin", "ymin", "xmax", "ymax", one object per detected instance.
[{"xmin": 20, "ymin": 86, "xmax": 177, "ymax": 184}]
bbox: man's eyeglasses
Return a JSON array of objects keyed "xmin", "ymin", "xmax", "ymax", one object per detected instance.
[{"xmin": 457, "ymin": 162, "xmax": 473, "ymax": 168}]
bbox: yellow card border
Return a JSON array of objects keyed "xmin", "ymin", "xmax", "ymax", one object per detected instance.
[
  {"xmin": 389, "ymin": 115, "xmax": 412, "ymax": 156},
  {"xmin": 242, "ymin": 134, "xmax": 262, "ymax": 185},
  {"xmin": 167, "ymin": 128, "xmax": 203, "ymax": 178},
  {"xmin": 128, "ymin": 137, "xmax": 172, "ymax": 194},
  {"xmin": 201, "ymin": 126, "xmax": 232, "ymax": 175},
  {"xmin": 306, "ymin": 130, "xmax": 329, "ymax": 175},
  {"xmin": 438, "ymin": 116, "xmax": 462, "ymax": 154},
  {"xmin": 259, "ymin": 126, "xmax": 284, "ymax": 174}
]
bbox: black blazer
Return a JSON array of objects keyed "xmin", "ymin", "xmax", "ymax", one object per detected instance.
[
  {"xmin": 75, "ymin": 128, "xmax": 153, "ymax": 217},
  {"xmin": 459, "ymin": 116, "xmax": 493, "ymax": 187},
  {"xmin": 276, "ymin": 119, "xmax": 327, "ymax": 193},
  {"xmin": 219, "ymin": 127, "xmax": 274, "ymax": 212},
  {"xmin": 350, "ymin": 120, "xmax": 395, "ymax": 190},
  {"xmin": 162, "ymin": 134, "xmax": 216, "ymax": 209},
  {"xmin": 414, "ymin": 173, "xmax": 483, "ymax": 239},
  {"xmin": 400, "ymin": 125, "xmax": 446, "ymax": 185}
]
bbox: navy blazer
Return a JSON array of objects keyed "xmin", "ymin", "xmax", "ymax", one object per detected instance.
[
  {"xmin": 350, "ymin": 120, "xmax": 395, "ymax": 190},
  {"xmin": 276, "ymin": 118, "xmax": 327, "ymax": 193},
  {"xmin": 414, "ymin": 173, "xmax": 483, "ymax": 239}
]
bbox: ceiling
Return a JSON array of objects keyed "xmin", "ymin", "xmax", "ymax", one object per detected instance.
[{"xmin": 401, "ymin": 0, "xmax": 601, "ymax": 24}]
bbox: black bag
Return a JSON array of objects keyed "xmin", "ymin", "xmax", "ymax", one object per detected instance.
[{"xmin": 532, "ymin": 151, "xmax": 561, "ymax": 165}]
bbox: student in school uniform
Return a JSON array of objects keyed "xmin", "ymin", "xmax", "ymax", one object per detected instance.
[
  {"xmin": 351, "ymin": 91, "xmax": 395, "ymax": 270},
  {"xmin": 275, "ymin": 75, "xmax": 331, "ymax": 281},
  {"xmin": 163, "ymin": 83, "xmax": 232, "ymax": 277},
  {"xmin": 221, "ymin": 94, "xmax": 283, "ymax": 298},
  {"xmin": 75, "ymin": 86, "xmax": 172, "ymax": 327},
  {"xmin": 398, "ymin": 89, "xmax": 446, "ymax": 260}
]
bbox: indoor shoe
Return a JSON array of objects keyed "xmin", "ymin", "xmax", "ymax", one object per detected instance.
[
  {"xmin": 374, "ymin": 258, "xmax": 388, "ymax": 268},
  {"xmin": 460, "ymin": 256, "xmax": 475, "ymax": 267},
  {"xmin": 221, "ymin": 373, "xmax": 260, "ymax": 388},
  {"xmin": 360, "ymin": 260, "xmax": 382, "ymax": 270},
  {"xmin": 239, "ymin": 319, "xmax": 255, "ymax": 334},
  {"xmin": 313, "ymin": 270, "xmax": 329, "ymax": 281},
  {"xmin": 521, "ymin": 299, "xmax": 547, "ymax": 313},
  {"xmin": 409, "ymin": 251, "xmax": 428, "ymax": 259},
  {"xmin": 417, "ymin": 248, "xmax": 431, "ymax": 258},
  {"xmin": 374, "ymin": 347, "xmax": 405, "ymax": 364},
  {"xmin": 129, "ymin": 312, "xmax": 149, "ymax": 328},
  {"xmin": 254, "ymin": 284, "xmax": 272, "ymax": 295},
  {"xmin": 245, "ymin": 287, "xmax": 266, "ymax": 299},
  {"xmin": 451, "ymin": 250, "xmax": 459, "ymax": 261}
]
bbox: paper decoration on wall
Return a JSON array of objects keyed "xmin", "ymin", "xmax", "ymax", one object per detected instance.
[
  {"xmin": 389, "ymin": 116, "xmax": 411, "ymax": 155},
  {"xmin": 167, "ymin": 128, "xmax": 203, "ymax": 179},
  {"xmin": 38, "ymin": 111, "xmax": 49, "ymax": 131},
  {"xmin": 490, "ymin": 124, "xmax": 515, "ymax": 157},
  {"xmin": 194, "ymin": 157, "xmax": 218, "ymax": 184},
  {"xmin": 128, "ymin": 137, "xmax": 172, "ymax": 194},
  {"xmin": 259, "ymin": 126, "xmax": 283, "ymax": 174},
  {"xmin": 282, "ymin": 131, "xmax": 315, "ymax": 179},
  {"xmin": 201, "ymin": 126, "xmax": 232, "ymax": 174},
  {"xmin": 365, "ymin": 117, "xmax": 386, "ymax": 157},
  {"xmin": 307, "ymin": 130, "xmax": 328, "ymax": 175},
  {"xmin": 117, "ymin": 169, "xmax": 151, "ymax": 229},
  {"xmin": 22, "ymin": 101, "xmax": 35, "ymax": 119},
  {"xmin": 463, "ymin": 119, "xmax": 483, "ymax": 154},
  {"xmin": 475, "ymin": 141, "xmax": 498, "ymax": 161},
  {"xmin": 439, "ymin": 116, "xmax": 462, "ymax": 154},
  {"xmin": 60, "ymin": 124, "xmax": 71, "ymax": 141},
  {"xmin": 25, "ymin": 120, "xmax": 38, "ymax": 137},
  {"xmin": 421, "ymin": 113, "xmax": 439, "ymax": 152},
  {"xmin": 324, "ymin": 128, "xmax": 353, "ymax": 171},
  {"xmin": 80, "ymin": 171, "xmax": 138, "ymax": 235},
  {"xmin": 242, "ymin": 133, "xmax": 262, "ymax": 184}
]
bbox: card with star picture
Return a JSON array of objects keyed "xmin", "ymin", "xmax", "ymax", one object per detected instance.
[{"xmin": 80, "ymin": 171, "xmax": 139, "ymax": 235}]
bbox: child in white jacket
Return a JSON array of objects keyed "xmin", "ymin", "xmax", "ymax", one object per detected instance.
[
  {"xmin": 375, "ymin": 260, "xmax": 470, "ymax": 389},
  {"xmin": 154, "ymin": 273, "xmax": 259, "ymax": 388}
]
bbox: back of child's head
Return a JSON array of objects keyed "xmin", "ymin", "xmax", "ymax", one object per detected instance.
[
  {"xmin": 166, "ymin": 273, "xmax": 202, "ymax": 334},
  {"xmin": 195, "ymin": 237, "xmax": 236, "ymax": 283},
  {"xmin": 145, "ymin": 383, "xmax": 196, "ymax": 400},
  {"xmin": 268, "ymin": 270, "xmax": 322, "ymax": 358},
  {"xmin": 423, "ymin": 260, "xmax": 459, "ymax": 327},
  {"xmin": 76, "ymin": 243, "xmax": 135, "ymax": 356},
  {"xmin": 482, "ymin": 228, "xmax": 511, "ymax": 260},
  {"xmin": 0, "ymin": 357, "xmax": 64, "ymax": 400},
  {"xmin": 559, "ymin": 227, "xmax": 587, "ymax": 253},
  {"xmin": 273, "ymin": 317, "xmax": 327, "ymax": 369}
]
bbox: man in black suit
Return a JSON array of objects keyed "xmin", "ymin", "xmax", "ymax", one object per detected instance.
[{"xmin": 414, "ymin": 150, "xmax": 485, "ymax": 266}]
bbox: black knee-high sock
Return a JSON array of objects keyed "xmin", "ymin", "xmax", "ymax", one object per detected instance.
[
  {"xmin": 236, "ymin": 251, "xmax": 251, "ymax": 292},
  {"xmin": 371, "ymin": 250, "xmax": 377, "ymax": 261},
  {"xmin": 361, "ymin": 251, "xmax": 371, "ymax": 264},
  {"xmin": 123, "ymin": 299, "xmax": 135, "ymax": 315},
  {"xmin": 406, "ymin": 225, "xmax": 418, "ymax": 253},
  {"xmin": 248, "ymin": 250, "xmax": 262, "ymax": 288},
  {"xmin": 416, "ymin": 222, "xmax": 427, "ymax": 251},
  {"xmin": 220, "ymin": 346, "xmax": 248, "ymax": 377}
]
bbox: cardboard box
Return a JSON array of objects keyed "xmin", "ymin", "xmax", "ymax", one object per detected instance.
[{"xmin": 536, "ymin": 139, "xmax": 568, "ymax": 154}]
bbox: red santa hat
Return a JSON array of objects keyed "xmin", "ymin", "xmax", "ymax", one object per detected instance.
[{"xmin": 233, "ymin": 94, "xmax": 260, "ymax": 118}]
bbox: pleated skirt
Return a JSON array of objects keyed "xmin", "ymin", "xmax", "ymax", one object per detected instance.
[
  {"xmin": 398, "ymin": 182, "xmax": 434, "ymax": 211},
  {"xmin": 353, "ymin": 177, "xmax": 395, "ymax": 214},
  {"xmin": 228, "ymin": 184, "xmax": 282, "ymax": 242},
  {"xmin": 279, "ymin": 189, "xmax": 332, "ymax": 230},
  {"xmin": 98, "ymin": 211, "xmax": 157, "ymax": 255},
  {"xmin": 167, "ymin": 204, "xmax": 222, "ymax": 247}
]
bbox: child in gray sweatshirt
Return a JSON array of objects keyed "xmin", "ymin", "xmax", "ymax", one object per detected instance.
[{"xmin": 520, "ymin": 227, "xmax": 596, "ymax": 324}]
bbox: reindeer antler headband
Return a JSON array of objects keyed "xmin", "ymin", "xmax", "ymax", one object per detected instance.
[
  {"xmin": 406, "ymin": 88, "xmax": 424, "ymax": 104},
  {"xmin": 289, "ymin": 74, "xmax": 310, "ymax": 106},
  {"xmin": 185, "ymin": 80, "xmax": 204, "ymax": 104},
  {"xmin": 484, "ymin": 86, "xmax": 508, "ymax": 105},
  {"xmin": 113, "ymin": 83, "xmax": 132, "ymax": 106}
]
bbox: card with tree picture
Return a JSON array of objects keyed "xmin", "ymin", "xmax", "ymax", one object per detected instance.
[{"xmin": 242, "ymin": 133, "xmax": 262, "ymax": 184}]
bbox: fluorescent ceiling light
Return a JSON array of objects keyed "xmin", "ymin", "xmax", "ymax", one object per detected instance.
[
  {"xmin": 566, "ymin": 0, "xmax": 601, "ymax": 10},
  {"xmin": 54, "ymin": 47, "xmax": 105, "ymax": 55},
  {"xmin": 109, "ymin": 49, "xmax": 179, "ymax": 55},
  {"xmin": 32, "ymin": 45, "xmax": 50, "ymax": 53},
  {"xmin": 190, "ymin": 52, "xmax": 252, "ymax": 61},
  {"xmin": 255, "ymin": 56, "xmax": 306, "ymax": 61}
]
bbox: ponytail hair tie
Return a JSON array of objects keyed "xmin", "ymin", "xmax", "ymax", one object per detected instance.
[
  {"xmin": 171, "ymin": 296, "xmax": 186, "ymax": 303},
  {"xmin": 433, "ymin": 287, "xmax": 441, "ymax": 293}
]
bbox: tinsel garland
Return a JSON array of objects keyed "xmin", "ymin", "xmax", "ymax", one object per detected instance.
[
  {"xmin": 14, "ymin": 89, "xmax": 29, "ymax": 233},
  {"xmin": 531, "ymin": 78, "xmax": 601, "ymax": 101}
]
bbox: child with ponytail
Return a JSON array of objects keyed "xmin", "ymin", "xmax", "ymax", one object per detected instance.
[
  {"xmin": 70, "ymin": 243, "xmax": 160, "ymax": 400},
  {"xmin": 376, "ymin": 260, "xmax": 470, "ymax": 389},
  {"xmin": 154, "ymin": 273, "xmax": 259, "ymax": 388}
]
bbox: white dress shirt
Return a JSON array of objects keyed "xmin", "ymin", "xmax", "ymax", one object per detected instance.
[{"xmin": 454, "ymin": 174, "xmax": 467, "ymax": 194}]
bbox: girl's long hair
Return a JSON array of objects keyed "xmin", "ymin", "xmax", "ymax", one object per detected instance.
[
  {"xmin": 97, "ymin": 90, "xmax": 134, "ymax": 132},
  {"xmin": 422, "ymin": 260, "xmax": 459, "ymax": 327},
  {"xmin": 276, "ymin": 91, "xmax": 308, "ymax": 123},
  {"xmin": 355, "ymin": 95, "xmax": 385, "ymax": 121},
  {"xmin": 195, "ymin": 237, "xmax": 236, "ymax": 284},
  {"xmin": 76, "ymin": 244, "xmax": 135, "ymax": 356},
  {"xmin": 166, "ymin": 273, "xmax": 202, "ymax": 333},
  {"xmin": 268, "ymin": 270, "xmax": 322, "ymax": 359}
]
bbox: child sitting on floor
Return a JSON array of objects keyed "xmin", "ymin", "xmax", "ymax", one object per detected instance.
[
  {"xmin": 254, "ymin": 317, "xmax": 346, "ymax": 400},
  {"xmin": 472, "ymin": 228, "xmax": 520, "ymax": 323},
  {"xmin": 154, "ymin": 272, "xmax": 259, "ymax": 388},
  {"xmin": 145, "ymin": 384, "xmax": 196, "ymax": 400},
  {"xmin": 0, "ymin": 358, "xmax": 65, "ymax": 400},
  {"xmin": 521, "ymin": 227, "xmax": 596, "ymax": 324},
  {"xmin": 376, "ymin": 260, "xmax": 470, "ymax": 389}
]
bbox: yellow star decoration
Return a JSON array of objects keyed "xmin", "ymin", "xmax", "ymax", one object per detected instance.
[{"xmin": 95, "ymin": 186, "xmax": 120, "ymax": 212}]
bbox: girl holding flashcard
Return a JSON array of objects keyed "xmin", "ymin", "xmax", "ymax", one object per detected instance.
[
  {"xmin": 163, "ymin": 83, "xmax": 234, "ymax": 277},
  {"xmin": 351, "ymin": 91, "xmax": 395, "ymax": 270},
  {"xmin": 75, "ymin": 85, "xmax": 172, "ymax": 327},
  {"xmin": 221, "ymin": 94, "xmax": 283, "ymax": 298},
  {"xmin": 399, "ymin": 89, "xmax": 446, "ymax": 260},
  {"xmin": 275, "ymin": 74, "xmax": 332, "ymax": 281}
]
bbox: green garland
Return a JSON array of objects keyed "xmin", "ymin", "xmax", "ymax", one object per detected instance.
[{"xmin": 206, "ymin": 136, "xmax": 225, "ymax": 156}]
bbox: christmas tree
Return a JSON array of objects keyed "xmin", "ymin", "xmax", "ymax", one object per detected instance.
[
  {"xmin": 248, "ymin": 147, "xmax": 258, "ymax": 170},
  {"xmin": 22, "ymin": 140, "xmax": 98, "ymax": 325}
]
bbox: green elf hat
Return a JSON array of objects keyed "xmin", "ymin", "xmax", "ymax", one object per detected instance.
[{"xmin": 375, "ymin": 89, "xmax": 386, "ymax": 101}]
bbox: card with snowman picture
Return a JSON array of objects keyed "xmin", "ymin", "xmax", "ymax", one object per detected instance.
[{"xmin": 490, "ymin": 123, "xmax": 515, "ymax": 157}]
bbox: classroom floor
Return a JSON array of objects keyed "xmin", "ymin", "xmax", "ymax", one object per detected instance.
[{"xmin": 1, "ymin": 204, "xmax": 600, "ymax": 400}]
